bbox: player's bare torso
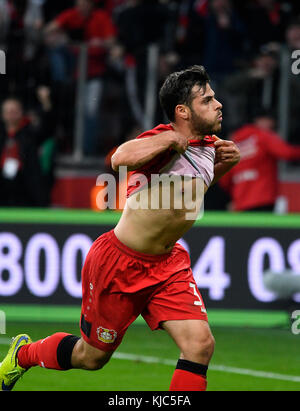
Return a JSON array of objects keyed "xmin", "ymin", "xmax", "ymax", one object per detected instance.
[{"xmin": 114, "ymin": 178, "xmax": 209, "ymax": 255}]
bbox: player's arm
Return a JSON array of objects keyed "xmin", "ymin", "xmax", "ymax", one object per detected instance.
[
  {"xmin": 111, "ymin": 131, "xmax": 188, "ymax": 171},
  {"xmin": 210, "ymin": 138, "xmax": 240, "ymax": 186}
]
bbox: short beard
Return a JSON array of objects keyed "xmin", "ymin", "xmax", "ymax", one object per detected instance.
[{"xmin": 190, "ymin": 108, "xmax": 221, "ymax": 137}]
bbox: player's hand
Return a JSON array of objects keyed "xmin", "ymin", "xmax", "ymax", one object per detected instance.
[
  {"xmin": 214, "ymin": 139, "xmax": 240, "ymax": 165},
  {"xmin": 169, "ymin": 132, "xmax": 189, "ymax": 154}
]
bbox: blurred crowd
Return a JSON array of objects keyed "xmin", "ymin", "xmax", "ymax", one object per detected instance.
[{"xmin": 0, "ymin": 0, "xmax": 300, "ymax": 209}]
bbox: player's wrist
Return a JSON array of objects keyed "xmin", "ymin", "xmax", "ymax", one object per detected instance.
[{"xmin": 160, "ymin": 130, "xmax": 177, "ymax": 148}]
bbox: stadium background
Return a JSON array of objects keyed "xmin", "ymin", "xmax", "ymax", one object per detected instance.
[{"xmin": 1, "ymin": 0, "xmax": 300, "ymax": 391}]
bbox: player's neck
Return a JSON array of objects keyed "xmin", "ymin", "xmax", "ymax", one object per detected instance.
[{"xmin": 171, "ymin": 122, "xmax": 205, "ymax": 141}]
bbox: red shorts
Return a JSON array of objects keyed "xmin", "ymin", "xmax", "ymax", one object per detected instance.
[{"xmin": 80, "ymin": 230, "xmax": 207, "ymax": 351}]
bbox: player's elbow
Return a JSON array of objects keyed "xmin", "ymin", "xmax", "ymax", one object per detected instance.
[
  {"xmin": 111, "ymin": 152, "xmax": 139, "ymax": 172},
  {"xmin": 111, "ymin": 152, "xmax": 122, "ymax": 172}
]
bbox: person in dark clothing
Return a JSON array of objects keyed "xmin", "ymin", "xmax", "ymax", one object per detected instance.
[
  {"xmin": 222, "ymin": 47, "xmax": 280, "ymax": 132},
  {"xmin": 176, "ymin": 0, "xmax": 247, "ymax": 82},
  {"xmin": 243, "ymin": 0, "xmax": 292, "ymax": 53},
  {"xmin": 201, "ymin": 0, "xmax": 247, "ymax": 81},
  {"xmin": 44, "ymin": 0, "xmax": 117, "ymax": 155},
  {"xmin": 0, "ymin": 92, "xmax": 54, "ymax": 207},
  {"xmin": 113, "ymin": 0, "xmax": 173, "ymax": 127}
]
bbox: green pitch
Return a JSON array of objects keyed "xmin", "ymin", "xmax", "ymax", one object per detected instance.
[{"xmin": 1, "ymin": 320, "xmax": 300, "ymax": 391}]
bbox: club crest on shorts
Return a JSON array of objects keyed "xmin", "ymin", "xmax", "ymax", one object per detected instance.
[{"xmin": 96, "ymin": 326, "xmax": 117, "ymax": 344}]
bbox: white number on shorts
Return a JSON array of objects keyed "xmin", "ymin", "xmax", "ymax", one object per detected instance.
[{"xmin": 189, "ymin": 282, "xmax": 203, "ymax": 306}]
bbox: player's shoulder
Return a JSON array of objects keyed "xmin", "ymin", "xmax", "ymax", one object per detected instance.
[{"xmin": 136, "ymin": 123, "xmax": 174, "ymax": 140}]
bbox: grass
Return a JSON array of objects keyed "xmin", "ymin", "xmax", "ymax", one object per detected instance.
[{"xmin": 1, "ymin": 320, "xmax": 300, "ymax": 391}]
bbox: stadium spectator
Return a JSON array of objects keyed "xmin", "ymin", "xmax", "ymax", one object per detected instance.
[
  {"xmin": 219, "ymin": 109, "xmax": 300, "ymax": 212},
  {"xmin": 44, "ymin": 0, "xmax": 117, "ymax": 155},
  {"xmin": 244, "ymin": 0, "xmax": 292, "ymax": 52},
  {"xmin": 0, "ymin": 0, "xmax": 54, "ymax": 109},
  {"xmin": 286, "ymin": 17, "xmax": 300, "ymax": 49},
  {"xmin": 0, "ymin": 0, "xmax": 10, "ymax": 47},
  {"xmin": 176, "ymin": 0, "xmax": 247, "ymax": 85},
  {"xmin": 29, "ymin": 85, "xmax": 58, "ymax": 203},
  {"xmin": 201, "ymin": 0, "xmax": 247, "ymax": 82},
  {"xmin": 113, "ymin": 0, "xmax": 174, "ymax": 128},
  {"xmin": 0, "ymin": 1, "xmax": 26, "ymax": 98},
  {"xmin": 222, "ymin": 46, "xmax": 280, "ymax": 132},
  {"xmin": 174, "ymin": 0, "xmax": 208, "ymax": 69},
  {"xmin": 0, "ymin": 89, "xmax": 55, "ymax": 207},
  {"xmin": 23, "ymin": 0, "xmax": 45, "ymax": 61},
  {"xmin": 0, "ymin": 0, "xmax": 299, "ymax": 212}
]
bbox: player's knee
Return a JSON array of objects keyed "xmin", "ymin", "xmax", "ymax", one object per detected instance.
[
  {"xmin": 181, "ymin": 332, "xmax": 215, "ymax": 363},
  {"xmin": 72, "ymin": 338, "xmax": 113, "ymax": 370},
  {"xmin": 200, "ymin": 333, "xmax": 215, "ymax": 360},
  {"xmin": 81, "ymin": 346, "xmax": 114, "ymax": 370},
  {"xmin": 82, "ymin": 355, "xmax": 110, "ymax": 371}
]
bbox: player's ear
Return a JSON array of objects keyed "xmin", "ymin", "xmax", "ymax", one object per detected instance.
[{"xmin": 175, "ymin": 104, "xmax": 189, "ymax": 121}]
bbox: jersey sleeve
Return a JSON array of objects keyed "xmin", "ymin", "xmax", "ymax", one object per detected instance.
[
  {"xmin": 136, "ymin": 124, "xmax": 174, "ymax": 140},
  {"xmin": 127, "ymin": 124, "xmax": 176, "ymax": 197}
]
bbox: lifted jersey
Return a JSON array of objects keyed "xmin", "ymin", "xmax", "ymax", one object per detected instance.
[{"xmin": 127, "ymin": 124, "xmax": 217, "ymax": 198}]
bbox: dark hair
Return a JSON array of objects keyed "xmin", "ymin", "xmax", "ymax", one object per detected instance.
[{"xmin": 159, "ymin": 65, "xmax": 210, "ymax": 122}]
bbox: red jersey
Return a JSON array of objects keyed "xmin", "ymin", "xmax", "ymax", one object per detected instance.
[
  {"xmin": 55, "ymin": 8, "xmax": 116, "ymax": 77},
  {"xmin": 219, "ymin": 125, "xmax": 300, "ymax": 211},
  {"xmin": 127, "ymin": 124, "xmax": 217, "ymax": 198}
]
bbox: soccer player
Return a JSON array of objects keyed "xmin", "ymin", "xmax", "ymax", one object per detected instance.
[{"xmin": 0, "ymin": 65, "xmax": 240, "ymax": 391}]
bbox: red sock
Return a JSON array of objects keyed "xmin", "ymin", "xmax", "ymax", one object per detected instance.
[
  {"xmin": 17, "ymin": 333, "xmax": 79, "ymax": 370},
  {"xmin": 169, "ymin": 360, "xmax": 208, "ymax": 391}
]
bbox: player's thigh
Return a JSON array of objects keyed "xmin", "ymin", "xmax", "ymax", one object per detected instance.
[{"xmin": 162, "ymin": 319, "xmax": 215, "ymax": 363}]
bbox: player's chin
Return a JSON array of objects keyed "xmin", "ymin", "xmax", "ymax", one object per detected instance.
[{"xmin": 212, "ymin": 122, "xmax": 222, "ymax": 134}]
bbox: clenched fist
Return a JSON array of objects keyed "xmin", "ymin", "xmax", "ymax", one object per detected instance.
[
  {"xmin": 214, "ymin": 139, "xmax": 240, "ymax": 165},
  {"xmin": 169, "ymin": 132, "xmax": 190, "ymax": 154}
]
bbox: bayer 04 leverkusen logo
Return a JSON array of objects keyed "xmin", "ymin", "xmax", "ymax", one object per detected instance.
[{"xmin": 96, "ymin": 326, "xmax": 117, "ymax": 344}]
